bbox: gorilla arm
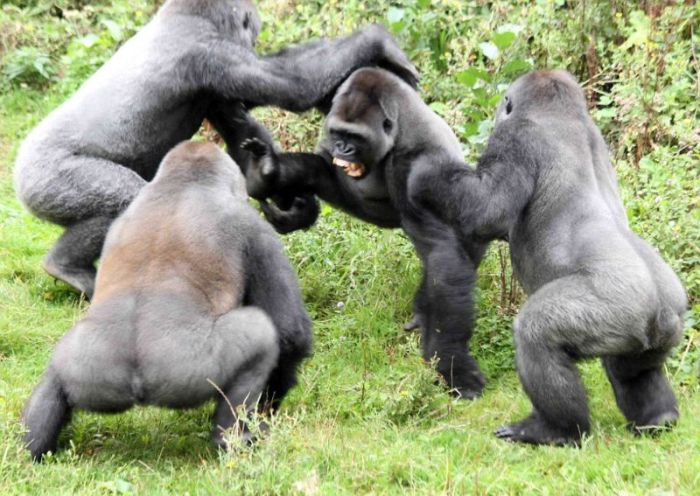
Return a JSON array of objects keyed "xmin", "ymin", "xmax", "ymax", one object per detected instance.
[
  {"xmin": 197, "ymin": 25, "xmax": 418, "ymax": 112},
  {"xmin": 242, "ymin": 139, "xmax": 401, "ymax": 228},
  {"xmin": 409, "ymin": 131, "xmax": 536, "ymax": 241},
  {"xmin": 242, "ymin": 227, "xmax": 313, "ymax": 408}
]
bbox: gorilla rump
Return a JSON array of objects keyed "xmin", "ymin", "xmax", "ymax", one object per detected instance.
[
  {"xmin": 13, "ymin": 0, "xmax": 418, "ymax": 298},
  {"xmin": 410, "ymin": 70, "xmax": 687, "ymax": 445},
  {"xmin": 22, "ymin": 142, "xmax": 312, "ymax": 461},
  {"xmin": 242, "ymin": 68, "xmax": 488, "ymax": 400}
]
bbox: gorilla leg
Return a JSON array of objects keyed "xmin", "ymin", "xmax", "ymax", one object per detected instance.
[
  {"xmin": 43, "ymin": 216, "xmax": 112, "ymax": 298},
  {"xmin": 421, "ymin": 239, "xmax": 484, "ymax": 399},
  {"xmin": 22, "ymin": 370, "xmax": 71, "ymax": 462},
  {"xmin": 496, "ymin": 275, "xmax": 650, "ymax": 446},
  {"xmin": 210, "ymin": 307, "xmax": 279, "ymax": 448},
  {"xmin": 404, "ymin": 273, "xmax": 427, "ymax": 332},
  {"xmin": 603, "ymin": 351, "xmax": 679, "ymax": 433},
  {"xmin": 15, "ymin": 154, "xmax": 146, "ymax": 297}
]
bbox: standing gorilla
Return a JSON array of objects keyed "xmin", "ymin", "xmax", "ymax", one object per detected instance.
[
  {"xmin": 408, "ymin": 70, "xmax": 687, "ymax": 445},
  {"xmin": 22, "ymin": 141, "xmax": 312, "ymax": 461},
  {"xmin": 14, "ymin": 0, "xmax": 418, "ymax": 298},
  {"xmin": 242, "ymin": 68, "xmax": 488, "ymax": 399}
]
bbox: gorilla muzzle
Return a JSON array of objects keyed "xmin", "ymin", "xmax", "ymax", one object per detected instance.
[{"xmin": 332, "ymin": 157, "xmax": 366, "ymax": 178}]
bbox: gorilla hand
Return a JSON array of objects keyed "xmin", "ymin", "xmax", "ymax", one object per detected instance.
[
  {"xmin": 241, "ymin": 137, "xmax": 279, "ymax": 199},
  {"xmin": 259, "ymin": 195, "xmax": 320, "ymax": 234},
  {"xmin": 364, "ymin": 24, "xmax": 420, "ymax": 89}
]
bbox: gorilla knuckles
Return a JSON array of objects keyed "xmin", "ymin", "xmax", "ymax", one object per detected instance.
[
  {"xmin": 418, "ymin": 70, "xmax": 687, "ymax": 446},
  {"xmin": 22, "ymin": 142, "xmax": 312, "ymax": 461},
  {"xmin": 243, "ymin": 68, "xmax": 488, "ymax": 400}
]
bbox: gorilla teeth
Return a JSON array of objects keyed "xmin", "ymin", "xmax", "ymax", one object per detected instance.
[{"xmin": 333, "ymin": 157, "xmax": 365, "ymax": 177}]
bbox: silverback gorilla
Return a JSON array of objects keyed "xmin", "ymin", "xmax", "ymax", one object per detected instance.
[
  {"xmin": 410, "ymin": 70, "xmax": 687, "ymax": 445},
  {"xmin": 22, "ymin": 142, "xmax": 312, "ymax": 461},
  {"xmin": 13, "ymin": 0, "xmax": 418, "ymax": 298},
  {"xmin": 242, "ymin": 68, "xmax": 489, "ymax": 399}
]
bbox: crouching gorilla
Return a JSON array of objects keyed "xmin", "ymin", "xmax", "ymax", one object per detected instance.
[
  {"xmin": 407, "ymin": 70, "xmax": 687, "ymax": 445},
  {"xmin": 242, "ymin": 68, "xmax": 489, "ymax": 399},
  {"xmin": 22, "ymin": 142, "xmax": 312, "ymax": 461},
  {"xmin": 13, "ymin": 0, "xmax": 418, "ymax": 298}
]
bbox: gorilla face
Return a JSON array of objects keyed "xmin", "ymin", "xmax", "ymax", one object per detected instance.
[{"xmin": 322, "ymin": 70, "xmax": 399, "ymax": 179}]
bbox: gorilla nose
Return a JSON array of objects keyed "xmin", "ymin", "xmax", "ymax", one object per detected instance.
[{"xmin": 334, "ymin": 141, "xmax": 356, "ymax": 157}]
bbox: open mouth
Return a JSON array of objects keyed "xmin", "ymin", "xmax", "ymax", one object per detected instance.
[{"xmin": 333, "ymin": 157, "xmax": 366, "ymax": 178}]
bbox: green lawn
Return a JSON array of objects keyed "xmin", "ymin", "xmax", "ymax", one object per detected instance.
[{"xmin": 1, "ymin": 1, "xmax": 698, "ymax": 494}]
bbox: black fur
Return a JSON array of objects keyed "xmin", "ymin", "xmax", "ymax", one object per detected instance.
[{"xmin": 242, "ymin": 68, "xmax": 488, "ymax": 399}]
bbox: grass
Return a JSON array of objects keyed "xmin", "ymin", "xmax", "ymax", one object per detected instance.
[{"xmin": 1, "ymin": 0, "xmax": 699, "ymax": 494}]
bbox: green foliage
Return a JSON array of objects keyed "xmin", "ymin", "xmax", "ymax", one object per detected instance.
[
  {"xmin": 0, "ymin": 0, "xmax": 698, "ymax": 493},
  {"xmin": 1, "ymin": 46, "xmax": 55, "ymax": 86}
]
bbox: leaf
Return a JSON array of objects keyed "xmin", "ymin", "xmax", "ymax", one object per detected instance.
[
  {"xmin": 386, "ymin": 7, "xmax": 404, "ymax": 24},
  {"xmin": 501, "ymin": 58, "xmax": 531, "ymax": 76},
  {"xmin": 101, "ymin": 19, "xmax": 123, "ymax": 41},
  {"xmin": 479, "ymin": 41, "xmax": 499, "ymax": 60},
  {"xmin": 492, "ymin": 31, "xmax": 516, "ymax": 50},
  {"xmin": 429, "ymin": 101, "xmax": 449, "ymax": 116},
  {"xmin": 621, "ymin": 10, "xmax": 650, "ymax": 50},
  {"xmin": 79, "ymin": 33, "xmax": 100, "ymax": 48},
  {"xmin": 497, "ymin": 23, "xmax": 523, "ymax": 34},
  {"xmin": 455, "ymin": 67, "xmax": 491, "ymax": 87}
]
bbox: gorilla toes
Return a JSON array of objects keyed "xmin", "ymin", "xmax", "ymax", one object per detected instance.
[
  {"xmin": 495, "ymin": 413, "xmax": 584, "ymax": 447},
  {"xmin": 402, "ymin": 314, "xmax": 423, "ymax": 332},
  {"xmin": 43, "ymin": 255, "xmax": 96, "ymax": 299},
  {"xmin": 211, "ymin": 420, "xmax": 270, "ymax": 451},
  {"xmin": 629, "ymin": 410, "xmax": 679, "ymax": 436},
  {"xmin": 448, "ymin": 370, "xmax": 486, "ymax": 400}
]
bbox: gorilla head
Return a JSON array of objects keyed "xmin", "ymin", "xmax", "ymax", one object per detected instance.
[
  {"xmin": 324, "ymin": 69, "xmax": 401, "ymax": 178},
  {"xmin": 165, "ymin": 0, "xmax": 261, "ymax": 48},
  {"xmin": 496, "ymin": 69, "xmax": 587, "ymax": 125}
]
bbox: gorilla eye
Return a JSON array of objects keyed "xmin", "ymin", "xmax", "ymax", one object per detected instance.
[
  {"xmin": 383, "ymin": 118, "xmax": 393, "ymax": 133},
  {"xmin": 505, "ymin": 97, "xmax": 513, "ymax": 115},
  {"xmin": 243, "ymin": 13, "xmax": 250, "ymax": 30}
]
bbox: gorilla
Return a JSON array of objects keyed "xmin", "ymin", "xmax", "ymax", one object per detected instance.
[
  {"xmin": 242, "ymin": 68, "xmax": 489, "ymax": 399},
  {"xmin": 13, "ymin": 0, "xmax": 418, "ymax": 298},
  {"xmin": 22, "ymin": 141, "xmax": 312, "ymax": 461},
  {"xmin": 406, "ymin": 70, "xmax": 686, "ymax": 445}
]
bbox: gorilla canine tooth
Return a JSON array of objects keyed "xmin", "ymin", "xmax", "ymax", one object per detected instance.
[{"xmin": 332, "ymin": 157, "xmax": 365, "ymax": 177}]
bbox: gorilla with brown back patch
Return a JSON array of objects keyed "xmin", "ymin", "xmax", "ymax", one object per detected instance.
[{"xmin": 22, "ymin": 141, "xmax": 312, "ymax": 461}]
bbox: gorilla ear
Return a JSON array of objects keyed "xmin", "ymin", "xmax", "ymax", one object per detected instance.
[
  {"xmin": 378, "ymin": 94, "xmax": 398, "ymax": 128},
  {"xmin": 261, "ymin": 161, "xmax": 276, "ymax": 178}
]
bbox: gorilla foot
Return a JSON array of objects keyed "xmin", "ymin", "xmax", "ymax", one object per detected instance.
[
  {"xmin": 43, "ymin": 255, "xmax": 96, "ymax": 299},
  {"xmin": 495, "ymin": 412, "xmax": 585, "ymax": 447},
  {"xmin": 629, "ymin": 410, "xmax": 678, "ymax": 436},
  {"xmin": 403, "ymin": 314, "xmax": 423, "ymax": 332},
  {"xmin": 443, "ymin": 366, "xmax": 486, "ymax": 400},
  {"xmin": 211, "ymin": 420, "xmax": 269, "ymax": 451}
]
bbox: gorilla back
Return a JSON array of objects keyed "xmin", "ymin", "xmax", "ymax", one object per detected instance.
[
  {"xmin": 22, "ymin": 142, "xmax": 312, "ymax": 461},
  {"xmin": 13, "ymin": 0, "xmax": 418, "ymax": 298}
]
